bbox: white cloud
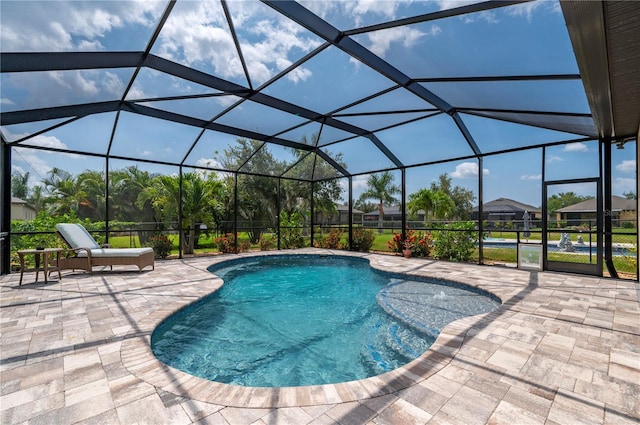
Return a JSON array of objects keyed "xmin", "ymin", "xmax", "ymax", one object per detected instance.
[
  {"xmin": 196, "ymin": 157, "xmax": 223, "ymax": 169},
  {"xmin": 352, "ymin": 175, "xmax": 369, "ymax": 190},
  {"xmin": 520, "ymin": 174, "xmax": 541, "ymax": 180},
  {"xmin": 614, "ymin": 177, "xmax": 636, "ymax": 194},
  {"xmin": 1, "ymin": 98, "xmax": 15, "ymax": 105},
  {"xmin": 563, "ymin": 142, "xmax": 588, "ymax": 152},
  {"xmin": 365, "ymin": 26, "xmax": 431, "ymax": 58},
  {"xmin": 505, "ymin": 1, "xmax": 547, "ymax": 22},
  {"xmin": 616, "ymin": 159, "xmax": 636, "ymax": 173},
  {"xmin": 451, "ymin": 162, "xmax": 489, "ymax": 179},
  {"xmin": 546, "ymin": 155, "xmax": 563, "ymax": 162},
  {"xmin": 155, "ymin": 2, "xmax": 321, "ymax": 87},
  {"xmin": 1, "ymin": 1, "xmax": 162, "ymax": 52}
]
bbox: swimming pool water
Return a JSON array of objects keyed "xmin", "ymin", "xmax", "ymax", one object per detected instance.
[{"xmin": 151, "ymin": 255, "xmax": 500, "ymax": 387}]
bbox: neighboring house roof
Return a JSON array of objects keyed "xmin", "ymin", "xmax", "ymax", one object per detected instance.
[
  {"xmin": 557, "ymin": 195, "xmax": 637, "ymax": 213},
  {"xmin": 473, "ymin": 198, "xmax": 541, "ymax": 213},
  {"xmin": 363, "ymin": 206, "xmax": 425, "ymax": 217},
  {"xmin": 12, "ymin": 197, "xmax": 29, "ymax": 205},
  {"xmin": 335, "ymin": 204, "xmax": 364, "ymax": 214}
]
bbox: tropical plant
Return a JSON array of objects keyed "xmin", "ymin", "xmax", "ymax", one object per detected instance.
[
  {"xmin": 433, "ymin": 221, "xmax": 478, "ymax": 262},
  {"xmin": 279, "ymin": 211, "xmax": 305, "ymax": 249},
  {"xmin": 148, "ymin": 234, "xmax": 173, "ymax": 259},
  {"xmin": 351, "ymin": 228, "xmax": 376, "ymax": 252},
  {"xmin": 138, "ymin": 171, "xmax": 223, "ymax": 254},
  {"xmin": 358, "ymin": 171, "xmax": 400, "ymax": 233},
  {"xmin": 408, "ymin": 188, "xmax": 455, "ymax": 224},
  {"xmin": 314, "ymin": 228, "xmax": 343, "ymax": 249},
  {"xmin": 429, "ymin": 174, "xmax": 476, "ymax": 220}
]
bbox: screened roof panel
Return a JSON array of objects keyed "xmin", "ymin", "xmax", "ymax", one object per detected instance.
[
  {"xmin": 238, "ymin": 143, "xmax": 305, "ymax": 176},
  {"xmin": 262, "ymin": 45, "xmax": 395, "ymax": 114},
  {"xmin": 1, "ymin": 69, "xmax": 135, "ymax": 111},
  {"xmin": 462, "ymin": 110, "xmax": 598, "ymax": 138},
  {"xmin": 336, "ymin": 111, "xmax": 438, "ymax": 134},
  {"xmin": 183, "ymin": 130, "xmax": 256, "ymax": 171},
  {"xmin": 376, "ymin": 114, "xmax": 474, "ymax": 166},
  {"xmin": 317, "ymin": 125, "xmax": 360, "ymax": 147},
  {"xmin": 16, "ymin": 112, "xmax": 116, "ymax": 155},
  {"xmin": 0, "ymin": 1, "xmax": 164, "ymax": 52},
  {"xmin": 313, "ymin": 153, "xmax": 346, "ymax": 180},
  {"xmin": 338, "ymin": 87, "xmax": 436, "ymax": 115},
  {"xmin": 460, "ymin": 114, "xmax": 589, "ymax": 153},
  {"xmin": 150, "ymin": 0, "xmax": 249, "ymax": 88},
  {"xmin": 109, "ymin": 112, "xmax": 201, "ymax": 163},
  {"xmin": 352, "ymin": 2, "xmax": 579, "ymax": 79},
  {"xmin": 321, "ymin": 137, "xmax": 396, "ymax": 175},
  {"xmin": 300, "ymin": 1, "xmax": 502, "ymax": 32},
  {"xmin": 125, "ymin": 68, "xmax": 223, "ymax": 101},
  {"xmin": 1, "ymin": 118, "xmax": 72, "ymax": 143},
  {"xmin": 421, "ymin": 80, "xmax": 592, "ymax": 114},
  {"xmin": 138, "ymin": 96, "xmax": 237, "ymax": 122},
  {"xmin": 225, "ymin": 0, "xmax": 325, "ymax": 88},
  {"xmin": 276, "ymin": 122, "xmax": 321, "ymax": 145},
  {"xmin": 282, "ymin": 152, "xmax": 314, "ymax": 180},
  {"xmin": 215, "ymin": 99, "xmax": 309, "ymax": 137}
]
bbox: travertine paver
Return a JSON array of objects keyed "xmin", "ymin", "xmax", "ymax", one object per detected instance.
[{"xmin": 1, "ymin": 249, "xmax": 639, "ymax": 424}]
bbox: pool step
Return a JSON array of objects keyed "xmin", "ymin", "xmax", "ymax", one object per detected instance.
[{"xmin": 363, "ymin": 319, "xmax": 435, "ymax": 373}]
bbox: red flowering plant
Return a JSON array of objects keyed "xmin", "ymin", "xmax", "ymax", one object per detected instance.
[
  {"xmin": 412, "ymin": 231, "xmax": 433, "ymax": 258},
  {"xmin": 387, "ymin": 228, "xmax": 416, "ymax": 254}
]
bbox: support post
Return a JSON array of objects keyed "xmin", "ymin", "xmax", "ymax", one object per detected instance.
[
  {"xmin": 603, "ymin": 139, "xmax": 617, "ymax": 278},
  {"xmin": 1, "ymin": 139, "xmax": 11, "ymax": 275}
]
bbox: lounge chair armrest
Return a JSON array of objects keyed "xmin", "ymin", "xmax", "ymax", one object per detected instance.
[{"xmin": 66, "ymin": 247, "xmax": 94, "ymax": 260}]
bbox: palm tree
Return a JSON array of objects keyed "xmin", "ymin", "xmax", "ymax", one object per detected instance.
[
  {"xmin": 77, "ymin": 170, "xmax": 106, "ymax": 221},
  {"xmin": 138, "ymin": 171, "xmax": 223, "ymax": 254},
  {"xmin": 408, "ymin": 188, "xmax": 455, "ymax": 224},
  {"xmin": 42, "ymin": 168, "xmax": 87, "ymax": 216},
  {"xmin": 359, "ymin": 171, "xmax": 400, "ymax": 234}
]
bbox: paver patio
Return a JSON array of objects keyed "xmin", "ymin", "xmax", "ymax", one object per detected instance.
[{"xmin": 1, "ymin": 249, "xmax": 638, "ymax": 424}]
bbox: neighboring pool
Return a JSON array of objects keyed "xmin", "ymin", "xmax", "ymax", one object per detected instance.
[{"xmin": 151, "ymin": 255, "xmax": 500, "ymax": 387}]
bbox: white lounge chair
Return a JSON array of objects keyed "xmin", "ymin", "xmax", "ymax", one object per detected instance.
[{"xmin": 56, "ymin": 223, "xmax": 154, "ymax": 273}]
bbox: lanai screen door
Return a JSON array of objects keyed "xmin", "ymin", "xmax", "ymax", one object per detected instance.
[{"xmin": 543, "ymin": 179, "xmax": 602, "ymax": 276}]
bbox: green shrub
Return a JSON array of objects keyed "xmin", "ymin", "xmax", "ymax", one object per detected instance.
[
  {"xmin": 279, "ymin": 211, "xmax": 305, "ymax": 249},
  {"xmin": 258, "ymin": 234, "xmax": 275, "ymax": 251},
  {"xmin": 214, "ymin": 233, "xmax": 236, "ymax": 253},
  {"xmin": 351, "ymin": 228, "xmax": 376, "ymax": 252},
  {"xmin": 148, "ymin": 234, "xmax": 173, "ymax": 259},
  {"xmin": 314, "ymin": 228, "xmax": 343, "ymax": 249},
  {"xmin": 433, "ymin": 221, "xmax": 478, "ymax": 262}
]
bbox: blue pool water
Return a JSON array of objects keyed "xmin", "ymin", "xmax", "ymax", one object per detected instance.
[{"xmin": 151, "ymin": 255, "xmax": 500, "ymax": 387}]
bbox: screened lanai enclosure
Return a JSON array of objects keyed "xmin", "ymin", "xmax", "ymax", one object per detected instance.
[{"xmin": 1, "ymin": 1, "xmax": 638, "ymax": 279}]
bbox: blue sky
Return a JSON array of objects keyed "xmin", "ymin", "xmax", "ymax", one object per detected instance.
[{"xmin": 1, "ymin": 0, "xmax": 637, "ymax": 209}]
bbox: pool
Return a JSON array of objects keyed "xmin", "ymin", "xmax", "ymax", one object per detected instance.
[{"xmin": 151, "ymin": 255, "xmax": 500, "ymax": 387}]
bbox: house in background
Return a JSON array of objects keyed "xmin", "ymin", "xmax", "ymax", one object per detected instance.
[
  {"xmin": 363, "ymin": 206, "xmax": 425, "ymax": 222},
  {"xmin": 556, "ymin": 195, "xmax": 637, "ymax": 228},
  {"xmin": 314, "ymin": 204, "xmax": 364, "ymax": 226},
  {"xmin": 11, "ymin": 197, "xmax": 37, "ymax": 221},
  {"xmin": 472, "ymin": 198, "xmax": 542, "ymax": 227}
]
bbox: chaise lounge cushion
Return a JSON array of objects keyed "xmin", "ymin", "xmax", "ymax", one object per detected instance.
[
  {"xmin": 56, "ymin": 223, "xmax": 100, "ymax": 251},
  {"xmin": 76, "ymin": 247, "xmax": 153, "ymax": 258},
  {"xmin": 56, "ymin": 223, "xmax": 154, "ymax": 272}
]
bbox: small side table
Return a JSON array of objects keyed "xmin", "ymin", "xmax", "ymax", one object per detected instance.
[{"xmin": 17, "ymin": 248, "xmax": 63, "ymax": 285}]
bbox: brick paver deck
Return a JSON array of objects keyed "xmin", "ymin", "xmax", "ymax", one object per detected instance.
[{"xmin": 1, "ymin": 249, "xmax": 638, "ymax": 424}]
